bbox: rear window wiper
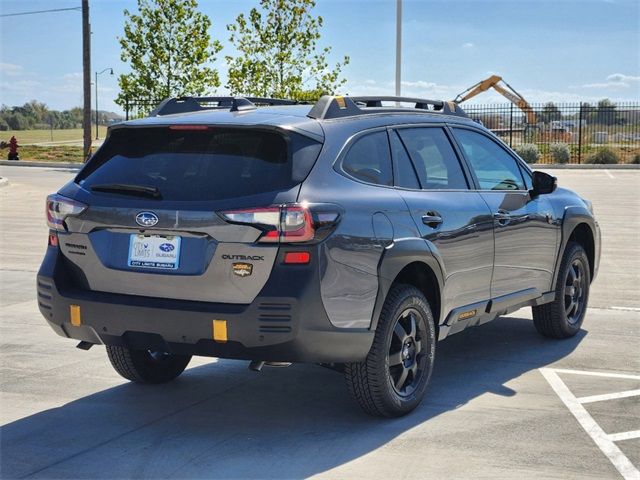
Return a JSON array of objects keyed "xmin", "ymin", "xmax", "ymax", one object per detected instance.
[{"xmin": 90, "ymin": 183, "xmax": 162, "ymax": 199}]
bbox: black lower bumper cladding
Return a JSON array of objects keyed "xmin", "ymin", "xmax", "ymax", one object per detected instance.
[{"xmin": 37, "ymin": 246, "xmax": 374, "ymax": 363}]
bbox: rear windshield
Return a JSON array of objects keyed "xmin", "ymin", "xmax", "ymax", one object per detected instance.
[{"xmin": 77, "ymin": 126, "xmax": 321, "ymax": 201}]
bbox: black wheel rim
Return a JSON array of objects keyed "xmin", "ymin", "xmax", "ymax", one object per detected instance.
[
  {"xmin": 388, "ymin": 308, "xmax": 427, "ymax": 397},
  {"xmin": 564, "ymin": 259, "xmax": 587, "ymax": 325}
]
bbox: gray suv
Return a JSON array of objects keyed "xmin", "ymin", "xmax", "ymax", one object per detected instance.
[{"xmin": 38, "ymin": 95, "xmax": 600, "ymax": 417}]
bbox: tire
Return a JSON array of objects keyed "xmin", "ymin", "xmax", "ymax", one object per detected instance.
[
  {"xmin": 344, "ymin": 284, "xmax": 436, "ymax": 417},
  {"xmin": 106, "ymin": 345, "xmax": 191, "ymax": 384},
  {"xmin": 533, "ymin": 241, "xmax": 590, "ymax": 339}
]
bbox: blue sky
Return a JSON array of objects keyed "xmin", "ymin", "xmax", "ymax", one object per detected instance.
[{"xmin": 1, "ymin": 0, "xmax": 639, "ymax": 114}]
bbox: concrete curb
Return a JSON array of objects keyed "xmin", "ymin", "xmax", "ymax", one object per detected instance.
[
  {"xmin": 0, "ymin": 160, "xmax": 83, "ymax": 169},
  {"xmin": 0, "ymin": 177, "xmax": 8, "ymax": 188},
  {"xmin": 531, "ymin": 163, "xmax": 640, "ymax": 169}
]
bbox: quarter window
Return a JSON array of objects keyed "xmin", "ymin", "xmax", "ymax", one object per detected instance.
[
  {"xmin": 396, "ymin": 127, "xmax": 468, "ymax": 190},
  {"xmin": 452, "ymin": 128, "xmax": 526, "ymax": 191},
  {"xmin": 341, "ymin": 131, "xmax": 393, "ymax": 186},
  {"xmin": 390, "ymin": 130, "xmax": 420, "ymax": 189}
]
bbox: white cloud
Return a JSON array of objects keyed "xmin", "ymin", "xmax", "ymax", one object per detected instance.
[
  {"xmin": 52, "ymin": 72, "xmax": 83, "ymax": 93},
  {"xmin": 344, "ymin": 78, "xmax": 635, "ymax": 104},
  {"xmin": 462, "ymin": 42, "xmax": 475, "ymax": 48},
  {"xmin": 0, "ymin": 79, "xmax": 42, "ymax": 95},
  {"xmin": 575, "ymin": 73, "xmax": 640, "ymax": 89},
  {"xmin": 0, "ymin": 62, "xmax": 23, "ymax": 77},
  {"xmin": 606, "ymin": 73, "xmax": 640, "ymax": 83},
  {"xmin": 401, "ymin": 80, "xmax": 438, "ymax": 89}
]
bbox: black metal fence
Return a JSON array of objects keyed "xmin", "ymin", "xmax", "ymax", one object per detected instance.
[
  {"xmin": 123, "ymin": 97, "xmax": 161, "ymax": 121},
  {"xmin": 463, "ymin": 102, "xmax": 640, "ymax": 164},
  {"xmin": 124, "ymin": 98, "xmax": 640, "ymax": 164}
]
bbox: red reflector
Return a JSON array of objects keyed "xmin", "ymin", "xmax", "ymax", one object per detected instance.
[
  {"xmin": 168, "ymin": 125, "xmax": 209, "ymax": 131},
  {"xmin": 283, "ymin": 252, "xmax": 310, "ymax": 264},
  {"xmin": 48, "ymin": 232, "xmax": 58, "ymax": 247}
]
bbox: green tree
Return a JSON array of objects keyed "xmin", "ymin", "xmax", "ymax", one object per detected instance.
[
  {"xmin": 539, "ymin": 102, "xmax": 562, "ymax": 123},
  {"xmin": 226, "ymin": 0, "xmax": 349, "ymax": 99},
  {"xmin": 595, "ymin": 99, "xmax": 620, "ymax": 125},
  {"xmin": 115, "ymin": 0, "xmax": 222, "ymax": 108}
]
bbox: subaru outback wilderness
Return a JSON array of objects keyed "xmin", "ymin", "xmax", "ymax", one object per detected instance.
[{"xmin": 38, "ymin": 95, "xmax": 600, "ymax": 417}]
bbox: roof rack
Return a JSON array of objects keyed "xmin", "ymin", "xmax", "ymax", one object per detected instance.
[
  {"xmin": 307, "ymin": 95, "xmax": 468, "ymax": 121},
  {"xmin": 148, "ymin": 96, "xmax": 299, "ymax": 117}
]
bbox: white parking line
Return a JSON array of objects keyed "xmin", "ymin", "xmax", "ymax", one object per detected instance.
[
  {"xmin": 577, "ymin": 389, "xmax": 640, "ymax": 404},
  {"xmin": 604, "ymin": 170, "xmax": 616, "ymax": 179},
  {"xmin": 548, "ymin": 368, "xmax": 640, "ymax": 381},
  {"xmin": 540, "ymin": 368, "xmax": 640, "ymax": 480},
  {"xmin": 610, "ymin": 306, "xmax": 640, "ymax": 312},
  {"xmin": 609, "ymin": 431, "xmax": 640, "ymax": 442}
]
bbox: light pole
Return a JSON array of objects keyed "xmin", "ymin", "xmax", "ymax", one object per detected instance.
[
  {"xmin": 95, "ymin": 67, "xmax": 113, "ymax": 139},
  {"xmin": 395, "ymin": 0, "xmax": 402, "ymax": 97}
]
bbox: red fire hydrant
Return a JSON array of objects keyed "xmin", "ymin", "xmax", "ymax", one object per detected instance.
[{"xmin": 8, "ymin": 136, "xmax": 19, "ymax": 160}]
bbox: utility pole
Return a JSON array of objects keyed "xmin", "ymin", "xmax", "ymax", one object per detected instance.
[
  {"xmin": 395, "ymin": 0, "xmax": 402, "ymax": 97},
  {"xmin": 82, "ymin": 0, "xmax": 91, "ymax": 161}
]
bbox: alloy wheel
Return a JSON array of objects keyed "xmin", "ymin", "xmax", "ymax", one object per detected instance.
[
  {"xmin": 564, "ymin": 259, "xmax": 587, "ymax": 325},
  {"xmin": 388, "ymin": 308, "xmax": 427, "ymax": 397}
]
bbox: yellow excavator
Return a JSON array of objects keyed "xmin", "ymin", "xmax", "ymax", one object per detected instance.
[
  {"xmin": 453, "ymin": 75, "xmax": 571, "ymax": 142},
  {"xmin": 454, "ymin": 75, "xmax": 537, "ymax": 125}
]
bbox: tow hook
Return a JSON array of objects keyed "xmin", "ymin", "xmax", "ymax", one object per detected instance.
[
  {"xmin": 248, "ymin": 361, "xmax": 292, "ymax": 372},
  {"xmin": 76, "ymin": 341, "xmax": 94, "ymax": 350}
]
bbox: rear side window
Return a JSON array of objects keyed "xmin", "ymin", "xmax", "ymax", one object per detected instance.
[
  {"xmin": 76, "ymin": 127, "xmax": 321, "ymax": 201},
  {"xmin": 396, "ymin": 127, "xmax": 468, "ymax": 190},
  {"xmin": 452, "ymin": 128, "xmax": 526, "ymax": 191},
  {"xmin": 341, "ymin": 131, "xmax": 393, "ymax": 186}
]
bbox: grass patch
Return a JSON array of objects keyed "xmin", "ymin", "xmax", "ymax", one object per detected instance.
[
  {"xmin": 5, "ymin": 145, "xmax": 85, "ymax": 163},
  {"xmin": 0, "ymin": 126, "xmax": 107, "ymax": 145}
]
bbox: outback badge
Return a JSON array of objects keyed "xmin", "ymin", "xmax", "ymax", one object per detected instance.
[{"xmin": 232, "ymin": 262, "xmax": 253, "ymax": 277}]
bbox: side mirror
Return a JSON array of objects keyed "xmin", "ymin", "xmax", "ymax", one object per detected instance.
[{"xmin": 531, "ymin": 171, "xmax": 557, "ymax": 196}]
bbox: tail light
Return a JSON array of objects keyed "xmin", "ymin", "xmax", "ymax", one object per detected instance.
[
  {"xmin": 46, "ymin": 194, "xmax": 87, "ymax": 231},
  {"xmin": 219, "ymin": 204, "xmax": 340, "ymax": 244}
]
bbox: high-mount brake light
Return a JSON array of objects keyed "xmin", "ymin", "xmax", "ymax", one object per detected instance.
[
  {"xmin": 219, "ymin": 204, "xmax": 339, "ymax": 244},
  {"xmin": 168, "ymin": 125, "xmax": 210, "ymax": 131},
  {"xmin": 46, "ymin": 194, "xmax": 87, "ymax": 231}
]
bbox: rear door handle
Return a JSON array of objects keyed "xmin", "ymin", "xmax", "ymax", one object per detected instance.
[
  {"xmin": 494, "ymin": 209, "xmax": 511, "ymax": 226},
  {"xmin": 422, "ymin": 212, "xmax": 443, "ymax": 228}
]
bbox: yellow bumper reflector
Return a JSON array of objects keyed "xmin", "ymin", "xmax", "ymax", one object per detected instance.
[
  {"xmin": 213, "ymin": 320, "xmax": 227, "ymax": 343},
  {"xmin": 70, "ymin": 305, "xmax": 82, "ymax": 326}
]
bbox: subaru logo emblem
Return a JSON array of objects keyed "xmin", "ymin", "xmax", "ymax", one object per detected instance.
[
  {"xmin": 135, "ymin": 211, "xmax": 159, "ymax": 227},
  {"xmin": 159, "ymin": 243, "xmax": 174, "ymax": 252}
]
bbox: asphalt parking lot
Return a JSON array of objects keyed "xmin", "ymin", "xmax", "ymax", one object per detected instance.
[{"xmin": 1, "ymin": 165, "xmax": 638, "ymax": 479}]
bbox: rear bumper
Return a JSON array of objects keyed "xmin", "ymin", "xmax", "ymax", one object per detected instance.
[{"xmin": 37, "ymin": 246, "xmax": 374, "ymax": 363}]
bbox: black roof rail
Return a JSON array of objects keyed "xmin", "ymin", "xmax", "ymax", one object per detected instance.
[
  {"xmin": 148, "ymin": 96, "xmax": 303, "ymax": 117},
  {"xmin": 307, "ymin": 95, "xmax": 468, "ymax": 120},
  {"xmin": 245, "ymin": 97, "xmax": 299, "ymax": 106}
]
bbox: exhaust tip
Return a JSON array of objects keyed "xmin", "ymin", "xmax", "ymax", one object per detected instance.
[{"xmin": 249, "ymin": 360, "xmax": 265, "ymax": 372}]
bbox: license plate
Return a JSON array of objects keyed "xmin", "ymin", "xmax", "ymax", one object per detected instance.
[{"xmin": 128, "ymin": 234, "xmax": 181, "ymax": 270}]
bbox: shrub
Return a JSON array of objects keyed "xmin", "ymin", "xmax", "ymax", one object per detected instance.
[
  {"xmin": 549, "ymin": 142, "xmax": 570, "ymax": 164},
  {"xmin": 631, "ymin": 154, "xmax": 640, "ymax": 164},
  {"xmin": 585, "ymin": 147, "xmax": 619, "ymax": 165},
  {"xmin": 514, "ymin": 143, "xmax": 540, "ymax": 164}
]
